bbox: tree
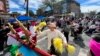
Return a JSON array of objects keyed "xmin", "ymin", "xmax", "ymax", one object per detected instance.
[
  {"xmin": 42, "ymin": 0, "xmax": 63, "ymax": 14},
  {"xmin": 97, "ymin": 12, "xmax": 100, "ymax": 15},
  {"xmin": 89, "ymin": 11, "xmax": 96, "ymax": 18},
  {"xmin": 42, "ymin": 0, "xmax": 53, "ymax": 11},
  {"xmin": 11, "ymin": 12, "xmax": 20, "ymax": 17},
  {"xmin": 36, "ymin": 8, "xmax": 44, "ymax": 16},
  {"xmin": 29, "ymin": 10, "xmax": 34, "ymax": 16},
  {"xmin": 97, "ymin": 12, "xmax": 100, "ymax": 18}
]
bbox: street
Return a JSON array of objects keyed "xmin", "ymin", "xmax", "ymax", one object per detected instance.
[
  {"xmin": 37, "ymin": 32, "xmax": 91, "ymax": 56},
  {"xmin": 3, "ymin": 29, "xmax": 91, "ymax": 56}
]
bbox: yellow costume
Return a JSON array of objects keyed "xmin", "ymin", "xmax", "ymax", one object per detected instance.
[
  {"xmin": 67, "ymin": 44, "xmax": 75, "ymax": 54},
  {"xmin": 53, "ymin": 37, "xmax": 64, "ymax": 54},
  {"xmin": 35, "ymin": 22, "xmax": 46, "ymax": 33},
  {"xmin": 53, "ymin": 37, "xmax": 76, "ymax": 54}
]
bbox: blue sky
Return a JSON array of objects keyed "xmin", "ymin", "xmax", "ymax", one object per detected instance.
[
  {"xmin": 9, "ymin": 0, "xmax": 43, "ymax": 14},
  {"xmin": 76, "ymin": 0, "xmax": 100, "ymax": 12},
  {"xmin": 9, "ymin": 0, "xmax": 100, "ymax": 14}
]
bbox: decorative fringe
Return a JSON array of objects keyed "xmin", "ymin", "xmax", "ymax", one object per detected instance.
[
  {"xmin": 67, "ymin": 44, "xmax": 76, "ymax": 54},
  {"xmin": 53, "ymin": 37, "xmax": 64, "ymax": 54}
]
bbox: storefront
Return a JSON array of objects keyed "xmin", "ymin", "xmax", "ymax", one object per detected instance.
[{"xmin": 0, "ymin": 13, "xmax": 10, "ymax": 24}]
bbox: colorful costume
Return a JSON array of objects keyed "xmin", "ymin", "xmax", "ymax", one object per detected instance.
[
  {"xmin": 7, "ymin": 19, "xmax": 51, "ymax": 56},
  {"xmin": 90, "ymin": 39, "xmax": 100, "ymax": 56}
]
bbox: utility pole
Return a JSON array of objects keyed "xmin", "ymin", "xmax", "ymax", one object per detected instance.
[{"xmin": 26, "ymin": 0, "xmax": 29, "ymax": 16}]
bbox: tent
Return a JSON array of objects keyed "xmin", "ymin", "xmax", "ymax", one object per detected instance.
[{"xmin": 17, "ymin": 16, "xmax": 32, "ymax": 21}]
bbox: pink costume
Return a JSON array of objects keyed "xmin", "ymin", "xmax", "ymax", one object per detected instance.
[{"xmin": 90, "ymin": 39, "xmax": 100, "ymax": 56}]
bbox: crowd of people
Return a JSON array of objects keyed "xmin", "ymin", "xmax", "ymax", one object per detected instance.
[{"xmin": 0, "ymin": 16, "xmax": 100, "ymax": 56}]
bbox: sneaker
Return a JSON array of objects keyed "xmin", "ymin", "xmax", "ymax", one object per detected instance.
[{"xmin": 0, "ymin": 51, "xmax": 3, "ymax": 55}]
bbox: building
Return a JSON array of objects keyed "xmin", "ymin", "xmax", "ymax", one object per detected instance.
[
  {"xmin": 70, "ymin": 0, "xmax": 81, "ymax": 17},
  {"xmin": 0, "ymin": 0, "xmax": 10, "ymax": 24},
  {"xmin": 0, "ymin": 0, "xmax": 9, "ymax": 13},
  {"xmin": 53, "ymin": 0, "xmax": 81, "ymax": 17}
]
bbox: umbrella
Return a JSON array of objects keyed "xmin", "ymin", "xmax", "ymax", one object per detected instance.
[{"xmin": 17, "ymin": 16, "xmax": 32, "ymax": 21}]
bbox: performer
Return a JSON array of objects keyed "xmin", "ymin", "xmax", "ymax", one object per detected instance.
[
  {"xmin": 88, "ymin": 33, "xmax": 100, "ymax": 56},
  {"xmin": 7, "ymin": 20, "xmax": 51, "ymax": 56},
  {"xmin": 37, "ymin": 22, "xmax": 67, "ymax": 55}
]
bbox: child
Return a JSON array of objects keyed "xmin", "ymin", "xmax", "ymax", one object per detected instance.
[{"xmin": 37, "ymin": 23, "xmax": 67, "ymax": 56}]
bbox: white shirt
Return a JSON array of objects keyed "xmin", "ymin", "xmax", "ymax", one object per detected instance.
[
  {"xmin": 89, "ymin": 25, "xmax": 96, "ymax": 29},
  {"xmin": 7, "ymin": 32, "xmax": 20, "ymax": 45},
  {"xmin": 29, "ymin": 25, "xmax": 36, "ymax": 35},
  {"xmin": 37, "ymin": 29, "xmax": 67, "ymax": 49}
]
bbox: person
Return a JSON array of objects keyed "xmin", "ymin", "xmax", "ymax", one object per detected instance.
[
  {"xmin": 7, "ymin": 22, "xmax": 21, "ymax": 46},
  {"xmin": 88, "ymin": 33, "xmax": 100, "ymax": 56},
  {"xmin": 86, "ymin": 24, "xmax": 96, "ymax": 35},
  {"xmin": 62, "ymin": 21, "xmax": 71, "ymax": 42},
  {"xmin": 37, "ymin": 22, "xmax": 67, "ymax": 55},
  {"xmin": 93, "ymin": 25, "xmax": 100, "ymax": 33},
  {"xmin": 0, "ymin": 24, "xmax": 9, "ymax": 55},
  {"xmin": 75, "ymin": 24, "xmax": 83, "ymax": 41},
  {"xmin": 2, "ymin": 24, "xmax": 10, "ymax": 47}
]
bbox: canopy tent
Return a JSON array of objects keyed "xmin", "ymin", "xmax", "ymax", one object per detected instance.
[
  {"xmin": 8, "ymin": 16, "xmax": 32, "ymax": 23},
  {"xmin": 37, "ymin": 16, "xmax": 45, "ymax": 20},
  {"xmin": 17, "ymin": 15, "xmax": 32, "ymax": 21}
]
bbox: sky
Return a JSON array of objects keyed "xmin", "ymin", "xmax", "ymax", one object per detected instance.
[
  {"xmin": 8, "ymin": 0, "xmax": 100, "ymax": 14},
  {"xmin": 76, "ymin": 0, "xmax": 100, "ymax": 13}
]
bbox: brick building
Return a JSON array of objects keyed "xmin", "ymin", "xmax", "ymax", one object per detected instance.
[
  {"xmin": 0, "ymin": 0, "xmax": 10, "ymax": 24},
  {"xmin": 53, "ymin": 0, "xmax": 81, "ymax": 17},
  {"xmin": 0, "ymin": 0, "xmax": 9, "ymax": 13},
  {"xmin": 70, "ymin": 0, "xmax": 81, "ymax": 17}
]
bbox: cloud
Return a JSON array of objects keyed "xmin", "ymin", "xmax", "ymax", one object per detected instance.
[
  {"xmin": 9, "ymin": 0, "xmax": 43, "ymax": 14},
  {"xmin": 82, "ymin": 0, "xmax": 100, "ymax": 5},
  {"xmin": 29, "ymin": 0, "xmax": 43, "ymax": 9},
  {"xmin": 81, "ymin": 5, "xmax": 100, "ymax": 13},
  {"xmin": 9, "ymin": 0, "xmax": 20, "ymax": 8},
  {"xmin": 9, "ymin": 11, "xmax": 26, "ymax": 15},
  {"xmin": 76, "ymin": 0, "xmax": 100, "ymax": 13}
]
